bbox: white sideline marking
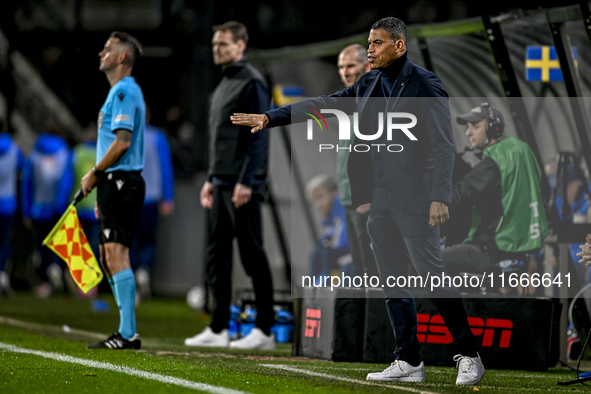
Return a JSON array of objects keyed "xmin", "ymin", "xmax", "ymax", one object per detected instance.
[
  {"xmin": 0, "ymin": 342, "xmax": 249, "ymax": 394},
  {"xmin": 262, "ymin": 364, "xmax": 585, "ymax": 393},
  {"xmin": 261, "ymin": 364, "xmax": 441, "ymax": 394},
  {"xmin": 0, "ymin": 316, "xmax": 104, "ymax": 340},
  {"xmin": 302, "ymin": 365, "xmax": 543, "ymax": 379}
]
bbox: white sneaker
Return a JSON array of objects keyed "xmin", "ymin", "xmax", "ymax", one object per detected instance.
[
  {"xmin": 0, "ymin": 271, "xmax": 13, "ymax": 297},
  {"xmin": 135, "ymin": 268, "xmax": 151, "ymax": 300},
  {"xmin": 366, "ymin": 360, "xmax": 425, "ymax": 382},
  {"xmin": 47, "ymin": 263, "xmax": 64, "ymax": 292},
  {"xmin": 184, "ymin": 327, "xmax": 229, "ymax": 347},
  {"xmin": 454, "ymin": 353, "xmax": 485, "ymax": 385},
  {"xmin": 229, "ymin": 328, "xmax": 276, "ymax": 350},
  {"xmin": 186, "ymin": 286, "xmax": 206, "ymax": 311}
]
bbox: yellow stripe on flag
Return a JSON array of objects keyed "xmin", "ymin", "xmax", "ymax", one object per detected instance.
[
  {"xmin": 525, "ymin": 46, "xmax": 560, "ymax": 82},
  {"xmin": 43, "ymin": 204, "xmax": 103, "ymax": 294}
]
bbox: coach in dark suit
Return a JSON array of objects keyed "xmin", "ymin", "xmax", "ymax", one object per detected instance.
[{"xmin": 231, "ymin": 17, "xmax": 484, "ymax": 386}]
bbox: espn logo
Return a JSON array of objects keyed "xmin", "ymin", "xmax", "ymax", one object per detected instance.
[
  {"xmin": 417, "ymin": 314, "xmax": 513, "ymax": 348},
  {"xmin": 304, "ymin": 309, "xmax": 322, "ymax": 338}
]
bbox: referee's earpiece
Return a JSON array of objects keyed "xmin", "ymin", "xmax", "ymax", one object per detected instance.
[{"xmin": 480, "ymin": 102, "xmax": 504, "ymax": 140}]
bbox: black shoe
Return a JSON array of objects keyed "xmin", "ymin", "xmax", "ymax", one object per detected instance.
[{"xmin": 88, "ymin": 332, "xmax": 141, "ymax": 349}]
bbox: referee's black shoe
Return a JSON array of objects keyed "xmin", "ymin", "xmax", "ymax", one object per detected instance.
[{"xmin": 88, "ymin": 332, "xmax": 141, "ymax": 350}]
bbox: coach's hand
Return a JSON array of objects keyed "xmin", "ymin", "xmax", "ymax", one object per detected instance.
[
  {"xmin": 356, "ymin": 204, "xmax": 371, "ymax": 214},
  {"xmin": 232, "ymin": 183, "xmax": 252, "ymax": 208},
  {"xmin": 231, "ymin": 113, "xmax": 269, "ymax": 133},
  {"xmin": 429, "ymin": 201, "xmax": 449, "ymax": 226},
  {"xmin": 200, "ymin": 181, "xmax": 214, "ymax": 209}
]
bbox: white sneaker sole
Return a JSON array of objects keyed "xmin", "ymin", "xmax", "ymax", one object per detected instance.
[
  {"xmin": 456, "ymin": 370, "xmax": 485, "ymax": 386},
  {"xmin": 185, "ymin": 343, "xmax": 228, "ymax": 348},
  {"xmin": 184, "ymin": 340, "xmax": 229, "ymax": 348},
  {"xmin": 229, "ymin": 342, "xmax": 276, "ymax": 350},
  {"xmin": 366, "ymin": 375, "xmax": 425, "ymax": 382}
]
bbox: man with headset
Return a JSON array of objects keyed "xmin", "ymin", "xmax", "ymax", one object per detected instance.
[{"xmin": 443, "ymin": 103, "xmax": 547, "ymax": 279}]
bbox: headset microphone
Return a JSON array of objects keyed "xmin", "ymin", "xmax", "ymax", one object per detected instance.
[{"xmin": 479, "ymin": 102, "xmax": 504, "ymax": 140}]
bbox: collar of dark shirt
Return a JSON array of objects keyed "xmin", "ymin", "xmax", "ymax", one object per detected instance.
[
  {"xmin": 222, "ymin": 58, "xmax": 248, "ymax": 77},
  {"xmin": 380, "ymin": 52, "xmax": 408, "ymax": 83}
]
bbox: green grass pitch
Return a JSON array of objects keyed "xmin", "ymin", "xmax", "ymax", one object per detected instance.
[{"xmin": 0, "ymin": 293, "xmax": 587, "ymax": 393}]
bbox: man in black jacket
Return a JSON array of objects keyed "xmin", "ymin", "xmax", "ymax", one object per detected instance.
[
  {"xmin": 184, "ymin": 21, "xmax": 275, "ymax": 350},
  {"xmin": 232, "ymin": 17, "xmax": 484, "ymax": 386}
]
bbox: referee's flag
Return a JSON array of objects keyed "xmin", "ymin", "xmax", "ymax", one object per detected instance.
[{"xmin": 42, "ymin": 203, "xmax": 103, "ymax": 294}]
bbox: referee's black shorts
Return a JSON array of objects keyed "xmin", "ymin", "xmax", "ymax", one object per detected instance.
[{"xmin": 97, "ymin": 170, "xmax": 145, "ymax": 248}]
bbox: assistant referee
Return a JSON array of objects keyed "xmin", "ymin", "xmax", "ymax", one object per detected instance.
[{"xmin": 81, "ymin": 31, "xmax": 145, "ymax": 350}]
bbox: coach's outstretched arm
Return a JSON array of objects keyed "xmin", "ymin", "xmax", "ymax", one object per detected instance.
[
  {"xmin": 231, "ymin": 113, "xmax": 269, "ymax": 133},
  {"xmin": 231, "ymin": 82, "xmax": 357, "ymax": 133}
]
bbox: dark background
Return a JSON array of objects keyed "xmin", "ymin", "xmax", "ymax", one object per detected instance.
[{"xmin": 0, "ymin": 0, "xmax": 581, "ymax": 177}]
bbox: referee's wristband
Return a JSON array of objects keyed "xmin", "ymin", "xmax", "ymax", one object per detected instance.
[{"xmin": 92, "ymin": 166, "xmax": 105, "ymax": 178}]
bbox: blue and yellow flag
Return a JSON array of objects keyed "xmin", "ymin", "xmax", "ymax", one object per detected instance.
[{"xmin": 526, "ymin": 46, "xmax": 578, "ymax": 82}]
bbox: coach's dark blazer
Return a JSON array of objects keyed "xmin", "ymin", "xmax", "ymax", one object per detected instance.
[{"xmin": 265, "ymin": 55, "xmax": 454, "ymax": 227}]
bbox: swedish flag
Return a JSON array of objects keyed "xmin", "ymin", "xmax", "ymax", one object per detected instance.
[{"xmin": 526, "ymin": 46, "xmax": 577, "ymax": 82}]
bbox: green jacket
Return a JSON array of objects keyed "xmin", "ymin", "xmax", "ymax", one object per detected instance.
[
  {"xmin": 465, "ymin": 137, "xmax": 547, "ymax": 253},
  {"xmin": 71, "ymin": 142, "xmax": 97, "ymax": 215}
]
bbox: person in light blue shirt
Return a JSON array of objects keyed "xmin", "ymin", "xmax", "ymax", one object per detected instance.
[
  {"xmin": 0, "ymin": 119, "xmax": 25, "ymax": 296},
  {"xmin": 95, "ymin": 76, "xmax": 145, "ymax": 172},
  {"xmin": 81, "ymin": 31, "xmax": 145, "ymax": 350},
  {"xmin": 21, "ymin": 129, "xmax": 74, "ymax": 297},
  {"xmin": 306, "ymin": 174, "xmax": 353, "ymax": 283}
]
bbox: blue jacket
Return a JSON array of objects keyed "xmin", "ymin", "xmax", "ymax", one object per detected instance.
[
  {"xmin": 21, "ymin": 133, "xmax": 74, "ymax": 222},
  {"xmin": 318, "ymin": 196, "xmax": 349, "ymax": 252},
  {"xmin": 556, "ymin": 185, "xmax": 591, "ymax": 265},
  {"xmin": 0, "ymin": 134, "xmax": 25, "ymax": 216},
  {"xmin": 310, "ymin": 196, "xmax": 352, "ymax": 278},
  {"xmin": 143, "ymin": 124, "xmax": 174, "ymax": 205}
]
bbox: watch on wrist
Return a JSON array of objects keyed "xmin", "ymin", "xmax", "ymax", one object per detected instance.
[{"xmin": 93, "ymin": 166, "xmax": 105, "ymax": 178}]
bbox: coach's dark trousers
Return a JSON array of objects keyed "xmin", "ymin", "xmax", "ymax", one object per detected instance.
[
  {"xmin": 206, "ymin": 185, "xmax": 274, "ymax": 334},
  {"xmin": 367, "ymin": 185, "xmax": 478, "ymax": 366}
]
